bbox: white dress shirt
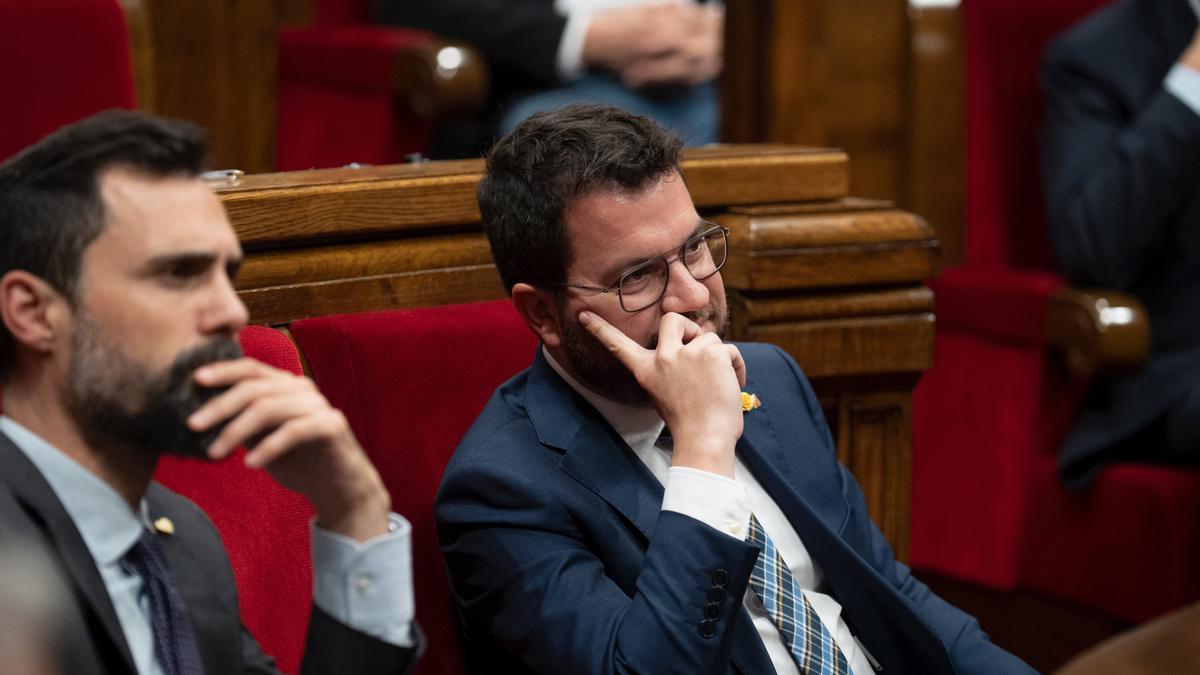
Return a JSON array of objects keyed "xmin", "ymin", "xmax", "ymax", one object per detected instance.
[
  {"xmin": 1165, "ymin": 1, "xmax": 1200, "ymax": 113},
  {"xmin": 0, "ymin": 415, "xmax": 415, "ymax": 675},
  {"xmin": 543, "ymin": 348, "xmax": 876, "ymax": 675}
]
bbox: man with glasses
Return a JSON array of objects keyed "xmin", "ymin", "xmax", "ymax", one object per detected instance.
[{"xmin": 436, "ymin": 104, "xmax": 1032, "ymax": 674}]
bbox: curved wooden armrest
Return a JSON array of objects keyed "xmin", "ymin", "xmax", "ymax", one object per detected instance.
[
  {"xmin": 394, "ymin": 39, "xmax": 490, "ymax": 121},
  {"xmin": 1046, "ymin": 288, "xmax": 1150, "ymax": 378}
]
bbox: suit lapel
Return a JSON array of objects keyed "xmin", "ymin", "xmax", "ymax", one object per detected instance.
[
  {"xmin": 145, "ymin": 485, "xmax": 237, "ymax": 675},
  {"xmin": 526, "ymin": 351, "xmax": 664, "ymax": 539},
  {"xmin": 1150, "ymin": 0, "xmax": 1198, "ymax": 64},
  {"xmin": 735, "ymin": 412, "xmax": 954, "ymax": 674},
  {"xmin": 525, "ymin": 352, "xmax": 777, "ymax": 673},
  {"xmin": 0, "ymin": 431, "xmax": 136, "ymax": 673}
]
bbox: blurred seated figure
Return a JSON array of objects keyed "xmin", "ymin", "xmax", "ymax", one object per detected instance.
[
  {"xmin": 0, "ymin": 543, "xmax": 81, "ymax": 675},
  {"xmin": 373, "ymin": 0, "xmax": 722, "ymax": 153},
  {"xmin": 1055, "ymin": 601, "xmax": 1200, "ymax": 674},
  {"xmin": 1041, "ymin": 0, "xmax": 1200, "ymax": 484}
]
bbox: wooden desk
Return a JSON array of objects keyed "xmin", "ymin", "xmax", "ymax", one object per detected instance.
[{"xmin": 218, "ymin": 144, "xmax": 937, "ymax": 559}]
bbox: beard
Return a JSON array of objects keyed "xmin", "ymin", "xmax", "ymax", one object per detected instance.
[
  {"xmin": 65, "ymin": 312, "xmax": 243, "ymax": 460},
  {"xmin": 558, "ymin": 299, "xmax": 729, "ymax": 407}
]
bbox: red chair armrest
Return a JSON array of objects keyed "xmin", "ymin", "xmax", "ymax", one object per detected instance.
[{"xmin": 279, "ymin": 25, "xmax": 435, "ymax": 93}]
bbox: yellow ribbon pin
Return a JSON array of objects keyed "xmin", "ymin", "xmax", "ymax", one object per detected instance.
[{"xmin": 741, "ymin": 392, "xmax": 762, "ymax": 412}]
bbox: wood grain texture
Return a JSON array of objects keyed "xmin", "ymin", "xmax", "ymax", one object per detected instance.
[
  {"xmin": 219, "ymin": 146, "xmax": 849, "ymax": 245},
  {"xmin": 141, "ymin": 0, "xmax": 277, "ymax": 173},
  {"xmin": 722, "ymin": 0, "xmax": 910, "ymax": 204},
  {"xmin": 720, "ymin": 209, "xmax": 940, "ymax": 290},
  {"xmin": 837, "ymin": 391, "xmax": 913, "ymax": 563},
  {"xmin": 909, "ymin": 5, "xmax": 965, "ymax": 266}
]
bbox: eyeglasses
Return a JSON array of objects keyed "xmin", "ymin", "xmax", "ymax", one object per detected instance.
[{"xmin": 558, "ymin": 223, "xmax": 730, "ymax": 312}]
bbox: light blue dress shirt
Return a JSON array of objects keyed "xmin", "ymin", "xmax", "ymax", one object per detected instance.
[
  {"xmin": 1165, "ymin": 0, "xmax": 1200, "ymax": 113},
  {"xmin": 0, "ymin": 416, "xmax": 415, "ymax": 675}
]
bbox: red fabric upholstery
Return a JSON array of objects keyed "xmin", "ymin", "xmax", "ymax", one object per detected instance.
[
  {"xmin": 316, "ymin": 0, "xmax": 370, "ymax": 25},
  {"xmin": 1021, "ymin": 457, "xmax": 1200, "ymax": 623},
  {"xmin": 913, "ymin": 0, "xmax": 1200, "ymax": 625},
  {"xmin": 290, "ymin": 300, "xmax": 538, "ymax": 675},
  {"xmin": 0, "ymin": 0, "xmax": 136, "ymax": 162},
  {"xmin": 962, "ymin": 0, "xmax": 1107, "ymax": 271},
  {"xmin": 277, "ymin": 25, "xmax": 432, "ymax": 170},
  {"xmin": 154, "ymin": 326, "xmax": 314, "ymax": 674},
  {"xmin": 913, "ymin": 269, "xmax": 1074, "ymax": 588}
]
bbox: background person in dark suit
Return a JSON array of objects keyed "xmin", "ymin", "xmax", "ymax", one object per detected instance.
[
  {"xmin": 436, "ymin": 104, "xmax": 1033, "ymax": 674},
  {"xmin": 1041, "ymin": 0, "xmax": 1200, "ymax": 484},
  {"xmin": 373, "ymin": 0, "xmax": 721, "ymax": 153},
  {"xmin": 0, "ymin": 111, "xmax": 420, "ymax": 674}
]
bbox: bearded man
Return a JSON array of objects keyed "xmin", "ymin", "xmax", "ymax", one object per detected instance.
[
  {"xmin": 0, "ymin": 111, "xmax": 419, "ymax": 674},
  {"xmin": 435, "ymin": 105, "xmax": 1034, "ymax": 674}
]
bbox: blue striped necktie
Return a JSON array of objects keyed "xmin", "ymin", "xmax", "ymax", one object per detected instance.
[
  {"xmin": 123, "ymin": 529, "xmax": 205, "ymax": 675},
  {"xmin": 747, "ymin": 514, "xmax": 852, "ymax": 675}
]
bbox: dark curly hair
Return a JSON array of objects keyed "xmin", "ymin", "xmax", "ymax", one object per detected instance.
[{"xmin": 477, "ymin": 104, "xmax": 684, "ymax": 293}]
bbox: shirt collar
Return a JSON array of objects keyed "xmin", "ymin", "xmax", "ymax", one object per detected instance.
[
  {"xmin": 0, "ymin": 416, "xmax": 147, "ymax": 567},
  {"xmin": 542, "ymin": 346, "xmax": 666, "ymax": 456}
]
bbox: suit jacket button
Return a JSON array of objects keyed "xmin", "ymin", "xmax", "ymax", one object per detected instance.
[
  {"xmin": 707, "ymin": 587, "xmax": 726, "ymax": 604},
  {"xmin": 699, "ymin": 620, "xmax": 717, "ymax": 638},
  {"xmin": 705, "ymin": 603, "xmax": 722, "ymax": 620},
  {"xmin": 712, "ymin": 568, "xmax": 730, "ymax": 587}
]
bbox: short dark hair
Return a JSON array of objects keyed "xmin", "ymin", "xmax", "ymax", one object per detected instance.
[
  {"xmin": 0, "ymin": 109, "xmax": 210, "ymax": 378},
  {"xmin": 477, "ymin": 104, "xmax": 685, "ymax": 293}
]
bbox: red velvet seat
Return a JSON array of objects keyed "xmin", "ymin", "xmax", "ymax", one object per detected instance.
[
  {"xmin": 276, "ymin": 0, "xmax": 434, "ymax": 170},
  {"xmin": 0, "ymin": 0, "xmax": 136, "ymax": 161},
  {"xmin": 155, "ymin": 326, "xmax": 314, "ymax": 674},
  {"xmin": 911, "ymin": 0, "xmax": 1200, "ymax": 625},
  {"xmin": 290, "ymin": 299, "xmax": 538, "ymax": 675}
]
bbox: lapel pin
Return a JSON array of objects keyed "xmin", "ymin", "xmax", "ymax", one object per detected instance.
[
  {"xmin": 741, "ymin": 392, "xmax": 762, "ymax": 413},
  {"xmin": 153, "ymin": 516, "xmax": 175, "ymax": 536}
]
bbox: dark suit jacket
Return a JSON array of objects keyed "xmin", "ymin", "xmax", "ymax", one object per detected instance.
[
  {"xmin": 0, "ymin": 430, "xmax": 419, "ymax": 675},
  {"xmin": 1041, "ymin": 0, "xmax": 1200, "ymax": 484},
  {"xmin": 373, "ymin": 0, "xmax": 565, "ymax": 86},
  {"xmin": 436, "ymin": 343, "xmax": 1033, "ymax": 674}
]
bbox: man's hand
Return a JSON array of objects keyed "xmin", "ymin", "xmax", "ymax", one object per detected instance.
[
  {"xmin": 582, "ymin": 4, "xmax": 723, "ymax": 88},
  {"xmin": 1181, "ymin": 27, "xmax": 1200, "ymax": 72},
  {"xmin": 579, "ymin": 311, "xmax": 745, "ymax": 478},
  {"xmin": 188, "ymin": 359, "xmax": 391, "ymax": 543}
]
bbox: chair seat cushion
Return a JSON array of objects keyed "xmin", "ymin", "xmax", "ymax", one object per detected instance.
[
  {"xmin": 1021, "ymin": 455, "xmax": 1200, "ymax": 623},
  {"xmin": 290, "ymin": 299, "xmax": 538, "ymax": 675}
]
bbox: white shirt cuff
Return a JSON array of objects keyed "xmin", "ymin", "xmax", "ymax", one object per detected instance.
[
  {"xmin": 311, "ymin": 513, "xmax": 416, "ymax": 647},
  {"xmin": 556, "ymin": 11, "xmax": 592, "ymax": 81},
  {"xmin": 1165, "ymin": 63, "xmax": 1200, "ymax": 118},
  {"xmin": 662, "ymin": 466, "xmax": 752, "ymax": 540}
]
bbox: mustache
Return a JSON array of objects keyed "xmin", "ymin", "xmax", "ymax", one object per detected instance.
[
  {"xmin": 646, "ymin": 308, "xmax": 718, "ymax": 350},
  {"xmin": 168, "ymin": 338, "xmax": 244, "ymax": 382}
]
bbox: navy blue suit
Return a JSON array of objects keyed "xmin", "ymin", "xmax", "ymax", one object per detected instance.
[
  {"xmin": 436, "ymin": 343, "xmax": 1032, "ymax": 673},
  {"xmin": 1042, "ymin": 0, "xmax": 1200, "ymax": 483}
]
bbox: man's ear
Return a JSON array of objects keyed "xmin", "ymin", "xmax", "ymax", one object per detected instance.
[
  {"xmin": 511, "ymin": 283, "xmax": 565, "ymax": 348},
  {"xmin": 0, "ymin": 271, "xmax": 67, "ymax": 358}
]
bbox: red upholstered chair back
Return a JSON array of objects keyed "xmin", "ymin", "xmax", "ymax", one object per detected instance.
[
  {"xmin": 0, "ymin": 0, "xmax": 136, "ymax": 162},
  {"xmin": 290, "ymin": 300, "xmax": 538, "ymax": 675},
  {"xmin": 154, "ymin": 326, "xmax": 315, "ymax": 675},
  {"xmin": 962, "ymin": 0, "xmax": 1108, "ymax": 271},
  {"xmin": 316, "ymin": 0, "xmax": 370, "ymax": 25}
]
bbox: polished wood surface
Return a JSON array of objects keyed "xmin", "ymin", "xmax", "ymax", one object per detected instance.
[
  {"xmin": 722, "ymin": 0, "xmax": 910, "ymax": 204},
  {"xmin": 1046, "ymin": 288, "xmax": 1150, "ymax": 378},
  {"xmin": 219, "ymin": 144, "xmax": 936, "ymax": 558},
  {"xmin": 909, "ymin": 4, "xmax": 966, "ymax": 266},
  {"xmin": 138, "ymin": 0, "xmax": 277, "ymax": 174},
  {"xmin": 723, "ymin": 1, "xmax": 968, "ymax": 269}
]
